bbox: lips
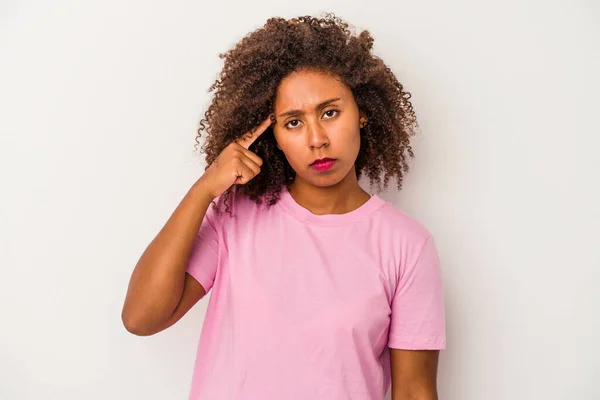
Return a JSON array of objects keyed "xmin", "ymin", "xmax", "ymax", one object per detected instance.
[
  {"xmin": 310, "ymin": 158, "xmax": 336, "ymax": 172},
  {"xmin": 310, "ymin": 158, "xmax": 335, "ymax": 166}
]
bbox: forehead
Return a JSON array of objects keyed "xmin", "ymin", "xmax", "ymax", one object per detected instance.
[{"xmin": 274, "ymin": 70, "xmax": 351, "ymax": 109}]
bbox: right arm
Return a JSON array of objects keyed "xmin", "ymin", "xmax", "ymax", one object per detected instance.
[
  {"xmin": 121, "ymin": 116, "xmax": 273, "ymax": 336},
  {"xmin": 121, "ymin": 178, "xmax": 215, "ymax": 336}
]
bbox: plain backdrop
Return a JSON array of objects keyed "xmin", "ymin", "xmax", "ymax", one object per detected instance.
[{"xmin": 1, "ymin": 1, "xmax": 599, "ymax": 399}]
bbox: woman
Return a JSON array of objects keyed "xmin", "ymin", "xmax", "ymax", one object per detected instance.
[{"xmin": 122, "ymin": 14, "xmax": 446, "ymax": 400}]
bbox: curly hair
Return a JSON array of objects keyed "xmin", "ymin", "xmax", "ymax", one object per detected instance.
[{"xmin": 195, "ymin": 13, "xmax": 419, "ymax": 211}]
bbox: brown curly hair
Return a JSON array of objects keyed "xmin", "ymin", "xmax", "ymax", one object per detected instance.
[{"xmin": 195, "ymin": 13, "xmax": 419, "ymax": 210}]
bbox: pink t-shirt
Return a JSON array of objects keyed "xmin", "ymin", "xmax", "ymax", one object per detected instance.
[{"xmin": 185, "ymin": 186, "xmax": 446, "ymax": 399}]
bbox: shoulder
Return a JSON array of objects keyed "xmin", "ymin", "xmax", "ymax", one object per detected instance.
[
  {"xmin": 373, "ymin": 199, "xmax": 433, "ymax": 247},
  {"xmin": 372, "ymin": 200, "xmax": 441, "ymax": 287}
]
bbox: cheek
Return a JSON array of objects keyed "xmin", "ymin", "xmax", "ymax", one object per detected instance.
[
  {"xmin": 273, "ymin": 133, "xmax": 295, "ymax": 159},
  {"xmin": 276, "ymin": 141, "xmax": 308, "ymax": 169},
  {"xmin": 353, "ymin": 130, "xmax": 362, "ymax": 151},
  {"xmin": 274, "ymin": 128, "xmax": 297, "ymax": 151},
  {"xmin": 343, "ymin": 125, "xmax": 362, "ymax": 153}
]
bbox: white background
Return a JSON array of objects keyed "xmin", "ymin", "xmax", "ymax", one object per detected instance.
[{"xmin": 1, "ymin": 1, "xmax": 599, "ymax": 399}]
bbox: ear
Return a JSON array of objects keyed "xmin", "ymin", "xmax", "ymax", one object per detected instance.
[{"xmin": 359, "ymin": 113, "xmax": 368, "ymax": 128}]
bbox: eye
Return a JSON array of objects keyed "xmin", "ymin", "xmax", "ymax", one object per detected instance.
[
  {"xmin": 285, "ymin": 119, "xmax": 302, "ymax": 129},
  {"xmin": 323, "ymin": 109, "xmax": 338, "ymax": 119}
]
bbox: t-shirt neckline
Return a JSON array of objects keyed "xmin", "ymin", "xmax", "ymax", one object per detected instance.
[{"xmin": 277, "ymin": 186, "xmax": 386, "ymax": 226}]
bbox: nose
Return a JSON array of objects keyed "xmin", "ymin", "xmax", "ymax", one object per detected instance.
[{"xmin": 307, "ymin": 120, "xmax": 329, "ymax": 149}]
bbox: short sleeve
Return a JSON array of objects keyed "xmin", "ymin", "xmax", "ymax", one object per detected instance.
[
  {"xmin": 185, "ymin": 201, "xmax": 221, "ymax": 293},
  {"xmin": 388, "ymin": 235, "xmax": 446, "ymax": 350}
]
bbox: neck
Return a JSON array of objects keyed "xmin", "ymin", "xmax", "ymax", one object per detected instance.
[{"xmin": 287, "ymin": 166, "xmax": 371, "ymax": 215}]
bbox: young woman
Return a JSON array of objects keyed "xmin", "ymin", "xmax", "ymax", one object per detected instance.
[{"xmin": 122, "ymin": 14, "xmax": 446, "ymax": 400}]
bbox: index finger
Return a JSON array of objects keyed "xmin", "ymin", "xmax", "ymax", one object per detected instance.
[{"xmin": 236, "ymin": 115, "xmax": 274, "ymax": 150}]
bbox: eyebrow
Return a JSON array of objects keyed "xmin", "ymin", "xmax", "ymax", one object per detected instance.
[{"xmin": 278, "ymin": 98, "xmax": 342, "ymax": 118}]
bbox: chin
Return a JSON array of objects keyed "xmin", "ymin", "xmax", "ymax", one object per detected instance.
[
  {"xmin": 297, "ymin": 172, "xmax": 346, "ymax": 188},
  {"xmin": 291, "ymin": 161, "xmax": 357, "ymax": 188},
  {"xmin": 311, "ymin": 180, "xmax": 342, "ymax": 188}
]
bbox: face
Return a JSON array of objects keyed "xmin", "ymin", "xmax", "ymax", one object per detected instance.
[{"xmin": 272, "ymin": 69, "xmax": 367, "ymax": 188}]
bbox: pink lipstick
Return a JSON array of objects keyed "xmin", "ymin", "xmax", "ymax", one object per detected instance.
[{"xmin": 310, "ymin": 158, "xmax": 336, "ymax": 172}]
